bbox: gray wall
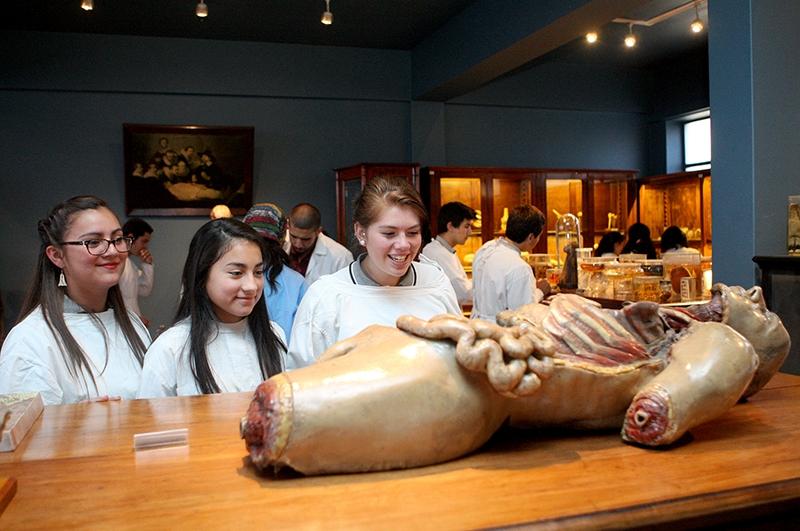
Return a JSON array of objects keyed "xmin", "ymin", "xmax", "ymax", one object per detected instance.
[{"xmin": 0, "ymin": 31, "xmax": 412, "ymax": 332}]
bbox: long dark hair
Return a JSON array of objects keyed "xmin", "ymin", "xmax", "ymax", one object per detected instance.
[
  {"xmin": 594, "ymin": 231, "xmax": 625, "ymax": 257},
  {"xmin": 621, "ymin": 222, "xmax": 657, "ymax": 259},
  {"xmin": 175, "ymin": 218, "xmax": 285, "ymax": 394},
  {"xmin": 263, "ymin": 239, "xmax": 290, "ymax": 292},
  {"xmin": 19, "ymin": 195, "xmax": 147, "ymax": 394}
]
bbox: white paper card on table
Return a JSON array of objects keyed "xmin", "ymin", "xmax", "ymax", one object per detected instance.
[{"xmin": 133, "ymin": 428, "xmax": 188, "ymax": 450}]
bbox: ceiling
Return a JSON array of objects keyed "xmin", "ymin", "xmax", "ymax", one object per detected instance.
[{"xmin": 3, "ymin": 0, "xmax": 707, "ymax": 68}]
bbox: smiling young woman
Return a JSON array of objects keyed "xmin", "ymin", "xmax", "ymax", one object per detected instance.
[
  {"xmin": 0, "ymin": 196, "xmax": 150, "ymax": 404},
  {"xmin": 137, "ymin": 218, "xmax": 286, "ymax": 397},
  {"xmin": 287, "ymin": 177, "xmax": 460, "ymax": 368}
]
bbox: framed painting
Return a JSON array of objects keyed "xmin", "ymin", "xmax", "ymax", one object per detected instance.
[{"xmin": 123, "ymin": 124, "xmax": 254, "ymax": 216}]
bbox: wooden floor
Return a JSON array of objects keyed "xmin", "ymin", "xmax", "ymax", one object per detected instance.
[{"xmin": 0, "ymin": 374, "xmax": 799, "ymax": 529}]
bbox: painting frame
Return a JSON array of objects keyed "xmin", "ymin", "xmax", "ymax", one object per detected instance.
[{"xmin": 123, "ymin": 123, "xmax": 254, "ymax": 216}]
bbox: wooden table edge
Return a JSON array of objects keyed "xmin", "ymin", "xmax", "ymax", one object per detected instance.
[
  {"xmin": 511, "ymin": 477, "xmax": 800, "ymax": 530},
  {"xmin": 0, "ymin": 477, "xmax": 17, "ymax": 516}
]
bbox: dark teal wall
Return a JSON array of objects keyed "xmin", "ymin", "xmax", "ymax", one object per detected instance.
[
  {"xmin": 0, "ymin": 31, "xmax": 412, "ymax": 331},
  {"xmin": 0, "ymin": 28, "xmax": 704, "ymax": 332}
]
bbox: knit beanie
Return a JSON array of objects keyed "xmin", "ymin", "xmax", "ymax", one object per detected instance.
[{"xmin": 242, "ymin": 203, "xmax": 286, "ymax": 242}]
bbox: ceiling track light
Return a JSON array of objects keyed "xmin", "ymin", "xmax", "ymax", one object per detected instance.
[
  {"xmin": 196, "ymin": 0, "xmax": 208, "ymax": 18},
  {"xmin": 321, "ymin": 0, "xmax": 333, "ymax": 25},
  {"xmin": 80, "ymin": 0, "xmax": 93, "ymax": 11},
  {"xmin": 585, "ymin": 31, "xmax": 598, "ymax": 44},
  {"xmin": 690, "ymin": 1, "xmax": 704, "ymax": 33},
  {"xmin": 624, "ymin": 24, "xmax": 637, "ymax": 48}
]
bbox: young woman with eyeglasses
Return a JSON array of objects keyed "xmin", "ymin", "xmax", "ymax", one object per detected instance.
[{"xmin": 0, "ymin": 196, "xmax": 150, "ymax": 404}]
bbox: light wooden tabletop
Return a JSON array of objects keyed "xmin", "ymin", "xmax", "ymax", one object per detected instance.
[{"xmin": 0, "ymin": 373, "xmax": 799, "ymax": 529}]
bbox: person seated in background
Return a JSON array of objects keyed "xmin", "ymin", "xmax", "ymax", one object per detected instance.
[
  {"xmin": 210, "ymin": 204, "xmax": 232, "ymax": 220},
  {"xmin": 287, "ymin": 178, "xmax": 459, "ymax": 369},
  {"xmin": 594, "ymin": 231, "xmax": 625, "ymax": 258},
  {"xmin": 660, "ymin": 225, "xmax": 700, "ymax": 255},
  {"xmin": 620, "ymin": 222, "xmax": 657, "ymax": 259},
  {"xmin": 119, "ymin": 217, "xmax": 155, "ymax": 326},
  {"xmin": 471, "ymin": 205, "xmax": 550, "ymax": 322},
  {"xmin": 0, "ymin": 196, "xmax": 149, "ymax": 404},
  {"xmin": 284, "ymin": 202, "xmax": 353, "ymax": 288},
  {"xmin": 137, "ymin": 218, "xmax": 286, "ymax": 398},
  {"xmin": 243, "ymin": 203, "xmax": 307, "ymax": 343},
  {"xmin": 421, "ymin": 201, "xmax": 477, "ymax": 307}
]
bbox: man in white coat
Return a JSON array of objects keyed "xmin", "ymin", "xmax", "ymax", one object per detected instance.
[
  {"xmin": 421, "ymin": 201, "xmax": 477, "ymax": 306},
  {"xmin": 284, "ymin": 203, "xmax": 353, "ymax": 287},
  {"xmin": 471, "ymin": 205, "xmax": 550, "ymax": 322},
  {"xmin": 119, "ymin": 217, "xmax": 154, "ymax": 326}
]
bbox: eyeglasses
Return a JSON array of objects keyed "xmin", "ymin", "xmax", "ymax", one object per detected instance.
[{"xmin": 60, "ymin": 236, "xmax": 134, "ymax": 256}]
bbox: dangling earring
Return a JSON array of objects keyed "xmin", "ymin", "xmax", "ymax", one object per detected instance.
[{"xmin": 58, "ymin": 270, "xmax": 67, "ymax": 287}]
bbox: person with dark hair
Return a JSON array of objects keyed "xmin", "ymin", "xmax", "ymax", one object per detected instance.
[
  {"xmin": 594, "ymin": 231, "xmax": 625, "ymax": 258},
  {"xmin": 137, "ymin": 218, "xmax": 286, "ymax": 397},
  {"xmin": 471, "ymin": 204, "xmax": 549, "ymax": 322},
  {"xmin": 287, "ymin": 177, "xmax": 460, "ymax": 368},
  {"xmin": 620, "ymin": 222, "xmax": 657, "ymax": 259},
  {"xmin": 243, "ymin": 202, "xmax": 307, "ymax": 343},
  {"xmin": 660, "ymin": 225, "xmax": 700, "ymax": 255},
  {"xmin": 421, "ymin": 201, "xmax": 477, "ymax": 306},
  {"xmin": 0, "ymin": 196, "xmax": 150, "ymax": 404},
  {"xmin": 119, "ymin": 217, "xmax": 155, "ymax": 326},
  {"xmin": 284, "ymin": 202, "xmax": 353, "ymax": 287}
]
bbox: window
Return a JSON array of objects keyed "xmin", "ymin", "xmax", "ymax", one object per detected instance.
[{"xmin": 684, "ymin": 117, "xmax": 711, "ymax": 171}]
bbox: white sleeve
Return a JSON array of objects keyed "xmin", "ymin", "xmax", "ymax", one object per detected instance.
[
  {"xmin": 448, "ymin": 265, "xmax": 473, "ymax": 306},
  {"xmin": 286, "ymin": 291, "xmax": 335, "ymax": 369},
  {"xmin": 0, "ymin": 331, "xmax": 64, "ymax": 405},
  {"xmin": 138, "ymin": 262, "xmax": 154, "ymax": 297},
  {"xmin": 422, "ymin": 246, "xmax": 472, "ymax": 305},
  {"xmin": 137, "ymin": 333, "xmax": 179, "ymax": 398},
  {"xmin": 506, "ymin": 266, "xmax": 536, "ymax": 311}
]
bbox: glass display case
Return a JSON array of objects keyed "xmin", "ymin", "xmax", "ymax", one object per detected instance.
[
  {"xmin": 335, "ymin": 163, "xmax": 420, "ymax": 252},
  {"xmin": 423, "ymin": 167, "xmax": 638, "ymax": 271},
  {"xmin": 634, "ymin": 170, "xmax": 712, "ymax": 256}
]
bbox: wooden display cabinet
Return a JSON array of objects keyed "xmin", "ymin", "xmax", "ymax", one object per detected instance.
[
  {"xmin": 634, "ymin": 170, "xmax": 712, "ymax": 256},
  {"xmin": 335, "ymin": 163, "xmax": 420, "ymax": 252},
  {"xmin": 423, "ymin": 167, "xmax": 637, "ymax": 269}
]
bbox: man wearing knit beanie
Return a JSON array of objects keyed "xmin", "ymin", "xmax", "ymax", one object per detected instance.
[{"xmin": 242, "ymin": 203, "xmax": 285, "ymax": 242}]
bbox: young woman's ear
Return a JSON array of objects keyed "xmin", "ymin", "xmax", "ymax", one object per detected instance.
[
  {"xmin": 354, "ymin": 223, "xmax": 366, "ymax": 245},
  {"xmin": 45, "ymin": 245, "xmax": 65, "ymax": 269}
]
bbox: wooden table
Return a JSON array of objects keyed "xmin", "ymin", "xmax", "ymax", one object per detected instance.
[{"xmin": 1, "ymin": 375, "xmax": 799, "ymax": 529}]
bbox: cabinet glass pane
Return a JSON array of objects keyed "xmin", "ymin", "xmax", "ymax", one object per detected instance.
[
  {"xmin": 441, "ymin": 177, "xmax": 482, "ymax": 271},
  {"xmin": 492, "ymin": 178, "xmax": 532, "ymax": 236},
  {"xmin": 592, "ymin": 180, "xmax": 628, "ymax": 247},
  {"xmin": 342, "ymin": 179, "xmax": 362, "ymax": 253},
  {"xmin": 639, "ymin": 180, "xmax": 701, "ymax": 243},
  {"xmin": 545, "ymin": 179, "xmax": 583, "ymax": 256}
]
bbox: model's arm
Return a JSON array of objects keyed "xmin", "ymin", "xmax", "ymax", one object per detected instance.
[{"xmin": 137, "ymin": 262, "xmax": 155, "ymax": 297}]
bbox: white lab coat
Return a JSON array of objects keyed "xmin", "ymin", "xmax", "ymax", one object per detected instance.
[
  {"xmin": 118, "ymin": 256, "xmax": 154, "ymax": 319},
  {"xmin": 421, "ymin": 236, "xmax": 473, "ymax": 305},
  {"xmin": 287, "ymin": 260, "xmax": 460, "ymax": 368},
  {"xmin": 471, "ymin": 237, "xmax": 543, "ymax": 322},
  {"xmin": 0, "ymin": 306, "xmax": 150, "ymax": 404},
  {"xmin": 285, "ymin": 232, "xmax": 353, "ymax": 288},
  {"xmin": 137, "ymin": 317, "xmax": 286, "ymax": 398}
]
